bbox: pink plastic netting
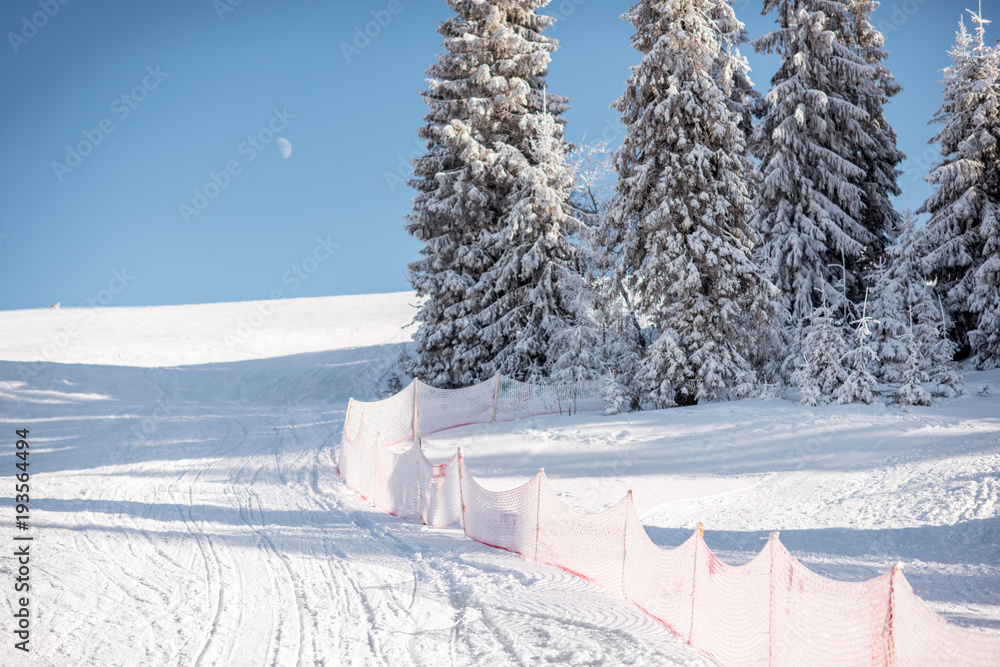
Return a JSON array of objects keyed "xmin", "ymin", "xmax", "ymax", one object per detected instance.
[{"xmin": 336, "ymin": 375, "xmax": 1000, "ymax": 667}]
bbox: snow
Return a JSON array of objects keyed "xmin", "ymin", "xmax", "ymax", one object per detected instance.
[
  {"xmin": 2, "ymin": 293, "xmax": 997, "ymax": 665},
  {"xmin": 0, "ymin": 293, "xmax": 710, "ymax": 666},
  {"xmin": 0, "ymin": 291, "xmax": 417, "ymax": 367}
]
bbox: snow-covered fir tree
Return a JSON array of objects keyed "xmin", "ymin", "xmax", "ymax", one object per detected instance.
[
  {"xmin": 603, "ymin": 370, "xmax": 625, "ymax": 415},
  {"xmin": 708, "ymin": 0, "xmax": 759, "ymax": 141},
  {"xmin": 923, "ymin": 291, "xmax": 966, "ymax": 398},
  {"xmin": 892, "ymin": 320, "xmax": 932, "ymax": 407},
  {"xmin": 567, "ymin": 139, "xmax": 649, "ymax": 409},
  {"xmin": 836, "ymin": 295, "xmax": 878, "ymax": 404},
  {"xmin": 919, "ymin": 10, "xmax": 1000, "ymax": 367},
  {"xmin": 969, "ymin": 216, "xmax": 1000, "ymax": 368},
  {"xmin": 794, "ymin": 304, "xmax": 849, "ymax": 405},
  {"xmin": 867, "ymin": 211, "xmax": 958, "ymax": 385},
  {"xmin": 473, "ymin": 109, "xmax": 600, "ymax": 382},
  {"xmin": 965, "ymin": 9, "xmax": 1000, "ymax": 370},
  {"xmin": 591, "ymin": 284, "xmax": 646, "ymax": 410},
  {"xmin": 752, "ymin": 0, "xmax": 893, "ymax": 322},
  {"xmin": 831, "ymin": 0, "xmax": 905, "ymax": 264},
  {"xmin": 406, "ymin": 0, "xmax": 590, "ymax": 386},
  {"xmin": 546, "ymin": 273, "xmax": 605, "ymax": 385},
  {"xmin": 602, "ymin": 0, "xmax": 779, "ymax": 407},
  {"xmin": 929, "ymin": 332, "xmax": 965, "ymax": 399}
]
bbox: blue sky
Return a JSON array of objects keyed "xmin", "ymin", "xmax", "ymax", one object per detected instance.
[{"xmin": 0, "ymin": 0, "xmax": 987, "ymax": 311}]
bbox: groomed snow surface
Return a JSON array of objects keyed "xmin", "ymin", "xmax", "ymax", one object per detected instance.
[{"xmin": 1, "ymin": 292, "xmax": 997, "ymax": 666}]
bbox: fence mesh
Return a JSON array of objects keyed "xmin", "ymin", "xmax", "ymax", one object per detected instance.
[
  {"xmin": 690, "ymin": 532, "xmax": 771, "ymax": 665},
  {"xmin": 415, "ymin": 380, "xmax": 496, "ymax": 436},
  {"xmin": 767, "ymin": 541, "xmax": 892, "ymax": 667},
  {"xmin": 336, "ymin": 376, "xmax": 1000, "ymax": 667},
  {"xmin": 495, "ymin": 375, "xmax": 605, "ymax": 422},
  {"xmin": 461, "ymin": 465, "xmax": 541, "ymax": 559},
  {"xmin": 623, "ymin": 513, "xmax": 699, "ymax": 638},
  {"xmin": 374, "ymin": 441, "xmax": 423, "ymax": 521},
  {"xmin": 418, "ymin": 449, "xmax": 463, "ymax": 528},
  {"xmin": 345, "ymin": 381, "xmax": 415, "ymax": 446},
  {"xmin": 536, "ymin": 475, "xmax": 628, "ymax": 593},
  {"xmin": 893, "ymin": 567, "xmax": 1000, "ymax": 666}
]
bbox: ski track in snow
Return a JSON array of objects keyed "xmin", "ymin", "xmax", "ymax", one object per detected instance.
[
  {"xmin": 1, "ymin": 296, "xmax": 997, "ymax": 665},
  {"xmin": 0, "ymin": 336, "xmax": 711, "ymax": 663}
]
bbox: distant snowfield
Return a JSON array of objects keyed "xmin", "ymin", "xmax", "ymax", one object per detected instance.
[
  {"xmin": 1, "ymin": 294, "xmax": 997, "ymax": 666},
  {"xmin": 0, "ymin": 291, "xmax": 418, "ymax": 366}
]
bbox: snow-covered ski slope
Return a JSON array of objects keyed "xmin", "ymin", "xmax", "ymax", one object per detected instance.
[{"xmin": 1, "ymin": 292, "xmax": 997, "ymax": 666}]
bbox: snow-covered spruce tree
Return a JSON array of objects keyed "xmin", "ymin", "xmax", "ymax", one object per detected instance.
[
  {"xmin": 923, "ymin": 291, "xmax": 966, "ymax": 398},
  {"xmin": 406, "ymin": 0, "xmax": 585, "ymax": 387},
  {"xmin": 405, "ymin": 2, "xmax": 522, "ymax": 387},
  {"xmin": 546, "ymin": 271, "xmax": 605, "ymax": 385},
  {"xmin": 929, "ymin": 333, "xmax": 965, "ymax": 398},
  {"xmin": 794, "ymin": 304, "xmax": 849, "ymax": 405},
  {"xmin": 752, "ymin": 0, "xmax": 886, "ymax": 323},
  {"xmin": 471, "ymin": 107, "xmax": 600, "ymax": 382},
  {"xmin": 965, "ymin": 10, "xmax": 1000, "ymax": 370},
  {"xmin": 408, "ymin": 0, "xmax": 596, "ymax": 387},
  {"xmin": 603, "ymin": 0, "xmax": 779, "ymax": 407},
  {"xmin": 867, "ymin": 211, "xmax": 956, "ymax": 384},
  {"xmin": 603, "ymin": 370, "xmax": 625, "ymax": 415},
  {"xmin": 708, "ymin": 0, "xmax": 759, "ymax": 141},
  {"xmin": 591, "ymin": 283, "xmax": 646, "ymax": 410},
  {"xmin": 713, "ymin": 0, "xmax": 796, "ymax": 391},
  {"xmin": 919, "ymin": 10, "xmax": 1000, "ymax": 366},
  {"xmin": 836, "ymin": 295, "xmax": 878, "ymax": 404},
  {"xmin": 969, "ymin": 219, "xmax": 1000, "ymax": 369},
  {"xmin": 568, "ymin": 139, "xmax": 648, "ymax": 409},
  {"xmin": 830, "ymin": 0, "xmax": 905, "ymax": 264},
  {"xmin": 893, "ymin": 320, "xmax": 932, "ymax": 408}
]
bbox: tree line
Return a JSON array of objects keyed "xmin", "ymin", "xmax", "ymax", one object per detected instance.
[{"xmin": 400, "ymin": 0, "xmax": 999, "ymax": 411}]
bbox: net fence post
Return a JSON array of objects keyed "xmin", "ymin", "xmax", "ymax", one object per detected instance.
[
  {"xmin": 345, "ymin": 398, "xmax": 353, "ymax": 435},
  {"xmin": 492, "ymin": 374, "xmax": 501, "ymax": 422},
  {"xmin": 458, "ymin": 446, "xmax": 467, "ymax": 535},
  {"xmin": 887, "ymin": 563, "xmax": 902, "ymax": 667},
  {"xmin": 534, "ymin": 469, "xmax": 544, "ymax": 562},
  {"xmin": 621, "ymin": 489, "xmax": 633, "ymax": 597},
  {"xmin": 412, "ymin": 378, "xmax": 419, "ymax": 439},
  {"xmin": 416, "ymin": 438, "xmax": 424, "ymax": 525},
  {"xmin": 689, "ymin": 522, "xmax": 704, "ymax": 644},
  {"xmin": 769, "ymin": 531, "xmax": 780, "ymax": 667}
]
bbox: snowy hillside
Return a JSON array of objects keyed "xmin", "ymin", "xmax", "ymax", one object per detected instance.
[
  {"xmin": 1, "ymin": 293, "xmax": 997, "ymax": 666},
  {"xmin": 0, "ymin": 291, "xmax": 417, "ymax": 368}
]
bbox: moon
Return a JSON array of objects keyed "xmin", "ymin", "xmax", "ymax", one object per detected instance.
[{"xmin": 277, "ymin": 137, "xmax": 292, "ymax": 159}]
